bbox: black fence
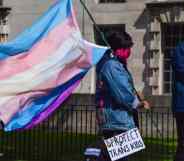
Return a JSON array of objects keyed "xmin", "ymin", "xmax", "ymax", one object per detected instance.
[{"xmin": 0, "ymin": 105, "xmax": 177, "ymax": 161}]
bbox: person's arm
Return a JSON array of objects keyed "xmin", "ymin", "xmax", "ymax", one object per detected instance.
[{"xmin": 101, "ymin": 60, "xmax": 137, "ymax": 111}]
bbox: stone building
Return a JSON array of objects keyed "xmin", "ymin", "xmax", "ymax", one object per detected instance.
[{"xmin": 1, "ymin": 0, "xmax": 184, "ymax": 107}]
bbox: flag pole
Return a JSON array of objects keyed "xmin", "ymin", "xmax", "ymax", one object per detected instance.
[{"xmin": 79, "ymin": 0, "xmax": 111, "ymax": 48}]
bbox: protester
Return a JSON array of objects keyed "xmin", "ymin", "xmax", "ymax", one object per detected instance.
[
  {"xmin": 172, "ymin": 42, "xmax": 184, "ymax": 161},
  {"xmin": 95, "ymin": 31, "xmax": 150, "ymax": 161}
]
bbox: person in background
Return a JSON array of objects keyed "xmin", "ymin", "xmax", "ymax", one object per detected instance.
[
  {"xmin": 172, "ymin": 42, "xmax": 184, "ymax": 161},
  {"xmin": 95, "ymin": 31, "xmax": 150, "ymax": 161}
]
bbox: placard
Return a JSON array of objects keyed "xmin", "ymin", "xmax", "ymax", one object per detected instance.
[{"xmin": 104, "ymin": 128, "xmax": 145, "ymax": 161}]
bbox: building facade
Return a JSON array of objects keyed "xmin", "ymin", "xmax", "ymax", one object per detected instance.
[{"xmin": 1, "ymin": 0, "xmax": 184, "ymax": 107}]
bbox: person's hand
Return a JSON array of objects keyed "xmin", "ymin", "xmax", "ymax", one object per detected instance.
[
  {"xmin": 137, "ymin": 100, "xmax": 151, "ymax": 110},
  {"xmin": 142, "ymin": 100, "xmax": 151, "ymax": 110}
]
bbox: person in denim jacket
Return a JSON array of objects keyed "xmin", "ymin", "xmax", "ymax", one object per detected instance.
[{"xmin": 96, "ymin": 31, "xmax": 149, "ymax": 161}]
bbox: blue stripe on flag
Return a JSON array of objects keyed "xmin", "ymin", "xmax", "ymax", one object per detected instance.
[
  {"xmin": 92, "ymin": 46, "xmax": 109, "ymax": 65},
  {"xmin": 0, "ymin": 0, "xmax": 73, "ymax": 59}
]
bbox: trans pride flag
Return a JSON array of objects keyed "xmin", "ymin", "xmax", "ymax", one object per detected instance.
[{"xmin": 0, "ymin": 0, "xmax": 108, "ymax": 131}]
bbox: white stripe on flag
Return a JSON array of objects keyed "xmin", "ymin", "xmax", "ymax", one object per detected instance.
[{"xmin": 0, "ymin": 31, "xmax": 84, "ymax": 95}]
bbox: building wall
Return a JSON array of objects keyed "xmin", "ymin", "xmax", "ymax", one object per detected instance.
[
  {"xmin": 79, "ymin": 0, "xmax": 154, "ymax": 95},
  {"xmin": 3, "ymin": 0, "xmax": 150, "ymax": 94},
  {"xmin": 85, "ymin": 0, "xmax": 150, "ymax": 94},
  {"xmin": 3, "ymin": 0, "xmax": 173, "ymax": 107},
  {"xmin": 3, "ymin": 0, "xmax": 53, "ymax": 39}
]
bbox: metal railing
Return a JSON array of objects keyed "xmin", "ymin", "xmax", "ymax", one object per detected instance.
[{"xmin": 0, "ymin": 105, "xmax": 177, "ymax": 161}]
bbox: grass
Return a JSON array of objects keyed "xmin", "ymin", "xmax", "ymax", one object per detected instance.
[
  {"xmin": 128, "ymin": 137, "xmax": 176, "ymax": 161},
  {"xmin": 0, "ymin": 130, "xmax": 177, "ymax": 161},
  {"xmin": 0, "ymin": 130, "xmax": 98, "ymax": 161}
]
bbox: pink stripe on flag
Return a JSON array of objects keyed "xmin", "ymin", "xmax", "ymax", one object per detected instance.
[
  {"xmin": 0, "ymin": 53, "xmax": 90, "ymax": 124},
  {"xmin": 0, "ymin": 17, "xmax": 76, "ymax": 80}
]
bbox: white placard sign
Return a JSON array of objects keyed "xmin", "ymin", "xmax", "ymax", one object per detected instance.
[{"xmin": 104, "ymin": 128, "xmax": 145, "ymax": 161}]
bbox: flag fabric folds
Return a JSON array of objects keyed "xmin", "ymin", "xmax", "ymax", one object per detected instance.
[{"xmin": 0, "ymin": 0, "xmax": 108, "ymax": 131}]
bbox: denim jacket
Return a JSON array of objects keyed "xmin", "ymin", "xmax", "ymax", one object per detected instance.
[{"xmin": 96, "ymin": 53, "xmax": 137, "ymax": 131}]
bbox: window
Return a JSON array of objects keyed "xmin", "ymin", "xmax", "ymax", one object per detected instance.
[
  {"xmin": 161, "ymin": 23, "xmax": 184, "ymax": 94},
  {"xmin": 0, "ymin": 17, "xmax": 9, "ymax": 42},
  {"xmin": 94, "ymin": 24, "xmax": 125, "ymax": 46},
  {"xmin": 99, "ymin": 0, "xmax": 126, "ymax": 3},
  {"xmin": 0, "ymin": 7, "xmax": 11, "ymax": 43}
]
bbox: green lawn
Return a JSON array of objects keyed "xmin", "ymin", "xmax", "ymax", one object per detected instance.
[
  {"xmin": 0, "ymin": 130, "xmax": 177, "ymax": 161},
  {"xmin": 129, "ymin": 138, "xmax": 176, "ymax": 161}
]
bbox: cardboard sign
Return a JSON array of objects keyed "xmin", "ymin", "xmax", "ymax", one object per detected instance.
[{"xmin": 104, "ymin": 128, "xmax": 145, "ymax": 161}]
